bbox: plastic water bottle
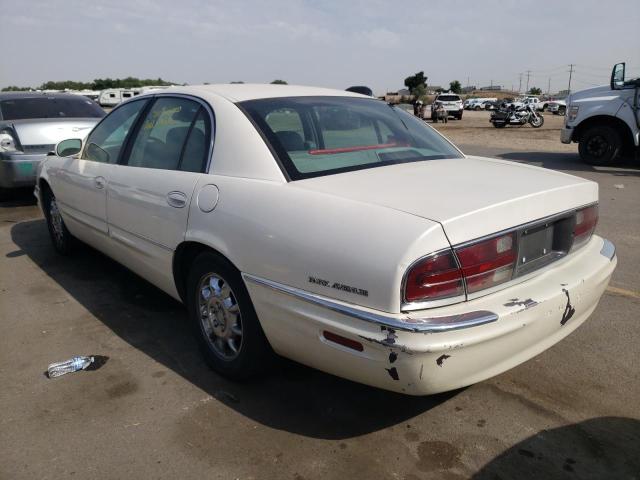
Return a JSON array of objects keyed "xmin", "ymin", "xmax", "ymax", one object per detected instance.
[{"xmin": 47, "ymin": 356, "xmax": 95, "ymax": 378}]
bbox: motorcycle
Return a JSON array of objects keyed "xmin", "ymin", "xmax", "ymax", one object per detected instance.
[{"xmin": 490, "ymin": 103, "xmax": 544, "ymax": 128}]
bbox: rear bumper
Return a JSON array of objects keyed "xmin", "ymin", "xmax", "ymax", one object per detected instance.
[
  {"xmin": 0, "ymin": 152, "xmax": 45, "ymax": 188},
  {"xmin": 244, "ymin": 236, "xmax": 616, "ymax": 395}
]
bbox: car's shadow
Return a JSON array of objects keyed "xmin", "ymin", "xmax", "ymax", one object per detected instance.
[
  {"xmin": 496, "ymin": 151, "xmax": 640, "ymax": 176},
  {"xmin": 472, "ymin": 416, "xmax": 640, "ymax": 479},
  {"xmin": 10, "ymin": 219, "xmax": 456, "ymax": 440},
  {"xmin": 0, "ymin": 187, "xmax": 37, "ymax": 207}
]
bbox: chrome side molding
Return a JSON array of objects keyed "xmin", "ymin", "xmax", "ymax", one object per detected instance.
[
  {"xmin": 600, "ymin": 238, "xmax": 616, "ymax": 261},
  {"xmin": 243, "ymin": 273, "xmax": 498, "ymax": 333}
]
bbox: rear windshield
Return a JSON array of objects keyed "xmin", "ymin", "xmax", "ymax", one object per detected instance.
[
  {"xmin": 437, "ymin": 95, "xmax": 460, "ymax": 102},
  {"xmin": 239, "ymin": 96, "xmax": 463, "ymax": 180},
  {"xmin": 0, "ymin": 97, "xmax": 105, "ymax": 120}
]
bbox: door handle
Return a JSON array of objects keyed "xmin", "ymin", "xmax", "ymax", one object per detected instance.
[
  {"xmin": 167, "ymin": 191, "xmax": 187, "ymax": 208},
  {"xmin": 94, "ymin": 176, "xmax": 106, "ymax": 189}
]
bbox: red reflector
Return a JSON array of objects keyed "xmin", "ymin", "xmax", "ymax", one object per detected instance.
[
  {"xmin": 456, "ymin": 233, "xmax": 516, "ymax": 294},
  {"xmin": 322, "ymin": 331, "xmax": 364, "ymax": 352},
  {"xmin": 572, "ymin": 204, "xmax": 598, "ymax": 250},
  {"xmin": 404, "ymin": 250, "xmax": 464, "ymax": 302}
]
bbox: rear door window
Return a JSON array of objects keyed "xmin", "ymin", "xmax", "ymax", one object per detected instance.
[{"xmin": 126, "ymin": 97, "xmax": 207, "ymax": 171}]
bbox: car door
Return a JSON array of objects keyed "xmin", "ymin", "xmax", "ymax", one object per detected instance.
[
  {"xmin": 51, "ymin": 98, "xmax": 149, "ymax": 249},
  {"xmin": 106, "ymin": 95, "xmax": 212, "ymax": 295}
]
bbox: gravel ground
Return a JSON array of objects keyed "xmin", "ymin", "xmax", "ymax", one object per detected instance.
[{"xmin": 432, "ymin": 109, "xmax": 577, "ymax": 153}]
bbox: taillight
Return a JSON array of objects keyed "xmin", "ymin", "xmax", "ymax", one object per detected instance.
[
  {"xmin": 404, "ymin": 250, "xmax": 464, "ymax": 302},
  {"xmin": 0, "ymin": 128, "xmax": 21, "ymax": 152},
  {"xmin": 572, "ymin": 204, "xmax": 598, "ymax": 250},
  {"xmin": 403, "ymin": 204, "xmax": 598, "ymax": 305},
  {"xmin": 456, "ymin": 233, "xmax": 517, "ymax": 293}
]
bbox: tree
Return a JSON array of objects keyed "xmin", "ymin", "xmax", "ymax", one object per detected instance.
[
  {"xmin": 230, "ymin": 81, "xmax": 244, "ymax": 84},
  {"xmin": 271, "ymin": 79, "xmax": 287, "ymax": 85},
  {"xmin": 404, "ymin": 71, "xmax": 427, "ymax": 97},
  {"xmin": 529, "ymin": 87, "xmax": 542, "ymax": 95},
  {"xmin": 1, "ymin": 85, "xmax": 32, "ymax": 91},
  {"xmin": 2, "ymin": 77, "xmax": 177, "ymax": 92},
  {"xmin": 449, "ymin": 80, "xmax": 462, "ymax": 94}
]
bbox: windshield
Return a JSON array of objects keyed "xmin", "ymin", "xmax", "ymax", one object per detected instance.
[
  {"xmin": 240, "ymin": 96, "xmax": 463, "ymax": 180},
  {"xmin": 0, "ymin": 96, "xmax": 105, "ymax": 120}
]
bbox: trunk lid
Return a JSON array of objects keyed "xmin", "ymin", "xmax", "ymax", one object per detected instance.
[
  {"xmin": 293, "ymin": 156, "xmax": 597, "ymax": 245},
  {"xmin": 9, "ymin": 118, "xmax": 98, "ymax": 152}
]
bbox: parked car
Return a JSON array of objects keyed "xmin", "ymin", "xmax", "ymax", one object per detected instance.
[
  {"xmin": 346, "ymin": 86, "xmax": 374, "ymax": 97},
  {"xmin": 36, "ymin": 84, "xmax": 616, "ymax": 395},
  {"xmin": 0, "ymin": 92, "xmax": 104, "ymax": 191},
  {"xmin": 548, "ymin": 100, "xmax": 567, "ymax": 115},
  {"xmin": 431, "ymin": 92, "xmax": 463, "ymax": 120},
  {"xmin": 484, "ymin": 100, "xmax": 501, "ymax": 110},
  {"xmin": 467, "ymin": 98, "xmax": 497, "ymax": 110}
]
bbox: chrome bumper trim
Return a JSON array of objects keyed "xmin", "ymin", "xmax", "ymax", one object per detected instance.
[
  {"xmin": 600, "ymin": 238, "xmax": 616, "ymax": 261},
  {"xmin": 243, "ymin": 273, "xmax": 498, "ymax": 333}
]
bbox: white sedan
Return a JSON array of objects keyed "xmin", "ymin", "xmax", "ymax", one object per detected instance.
[{"xmin": 35, "ymin": 84, "xmax": 616, "ymax": 395}]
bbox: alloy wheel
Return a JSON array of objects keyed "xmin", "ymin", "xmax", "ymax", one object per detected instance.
[{"xmin": 197, "ymin": 273, "xmax": 243, "ymax": 360}]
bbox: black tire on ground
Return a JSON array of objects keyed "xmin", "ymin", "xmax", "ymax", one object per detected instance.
[
  {"xmin": 43, "ymin": 188, "xmax": 76, "ymax": 255},
  {"xmin": 186, "ymin": 251, "xmax": 274, "ymax": 380},
  {"xmin": 529, "ymin": 115, "xmax": 544, "ymax": 128},
  {"xmin": 558, "ymin": 106, "xmax": 566, "ymax": 116},
  {"xmin": 578, "ymin": 125, "xmax": 622, "ymax": 166},
  {"xmin": 493, "ymin": 122, "xmax": 506, "ymax": 128},
  {"xmin": 474, "ymin": 106, "xmax": 481, "ymax": 111},
  {"xmin": 456, "ymin": 113, "xmax": 463, "ymax": 120}
]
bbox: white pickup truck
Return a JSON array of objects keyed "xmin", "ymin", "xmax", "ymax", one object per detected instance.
[{"xmin": 561, "ymin": 62, "xmax": 639, "ymax": 165}]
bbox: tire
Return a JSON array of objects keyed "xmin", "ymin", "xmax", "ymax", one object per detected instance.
[
  {"xmin": 186, "ymin": 251, "xmax": 273, "ymax": 380},
  {"xmin": 43, "ymin": 188, "xmax": 76, "ymax": 255},
  {"xmin": 456, "ymin": 113, "xmax": 463, "ymax": 120},
  {"xmin": 558, "ymin": 106, "xmax": 566, "ymax": 116},
  {"xmin": 474, "ymin": 106, "xmax": 481, "ymax": 111},
  {"xmin": 529, "ymin": 115, "xmax": 544, "ymax": 128},
  {"xmin": 578, "ymin": 125, "xmax": 622, "ymax": 166},
  {"xmin": 493, "ymin": 122, "xmax": 506, "ymax": 128}
]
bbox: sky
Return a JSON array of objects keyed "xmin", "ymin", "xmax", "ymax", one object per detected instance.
[{"xmin": 2, "ymin": 0, "xmax": 639, "ymax": 95}]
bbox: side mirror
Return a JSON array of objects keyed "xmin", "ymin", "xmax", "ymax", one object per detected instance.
[
  {"xmin": 55, "ymin": 138, "xmax": 82, "ymax": 157},
  {"xmin": 611, "ymin": 62, "xmax": 625, "ymax": 90}
]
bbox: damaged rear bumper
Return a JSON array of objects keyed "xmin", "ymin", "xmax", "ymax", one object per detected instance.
[{"xmin": 243, "ymin": 235, "xmax": 616, "ymax": 395}]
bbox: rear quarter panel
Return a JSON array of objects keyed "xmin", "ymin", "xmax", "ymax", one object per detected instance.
[{"xmin": 185, "ymin": 175, "xmax": 450, "ymax": 313}]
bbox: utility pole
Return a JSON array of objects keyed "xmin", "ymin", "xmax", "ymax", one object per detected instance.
[
  {"xmin": 525, "ymin": 70, "xmax": 532, "ymax": 93},
  {"xmin": 466, "ymin": 76, "xmax": 470, "ymax": 88},
  {"xmin": 547, "ymin": 77, "xmax": 551, "ymax": 96},
  {"xmin": 518, "ymin": 73, "xmax": 523, "ymax": 93},
  {"xmin": 568, "ymin": 64, "xmax": 575, "ymax": 94}
]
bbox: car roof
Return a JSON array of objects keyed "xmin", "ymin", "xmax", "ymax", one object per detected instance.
[
  {"xmin": 0, "ymin": 92, "xmax": 90, "ymax": 100},
  {"xmin": 150, "ymin": 84, "xmax": 365, "ymax": 103}
]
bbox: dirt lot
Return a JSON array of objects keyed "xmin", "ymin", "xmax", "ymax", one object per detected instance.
[
  {"xmin": 433, "ymin": 109, "xmax": 576, "ymax": 152},
  {"xmin": 1, "ymin": 110, "xmax": 639, "ymax": 479}
]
